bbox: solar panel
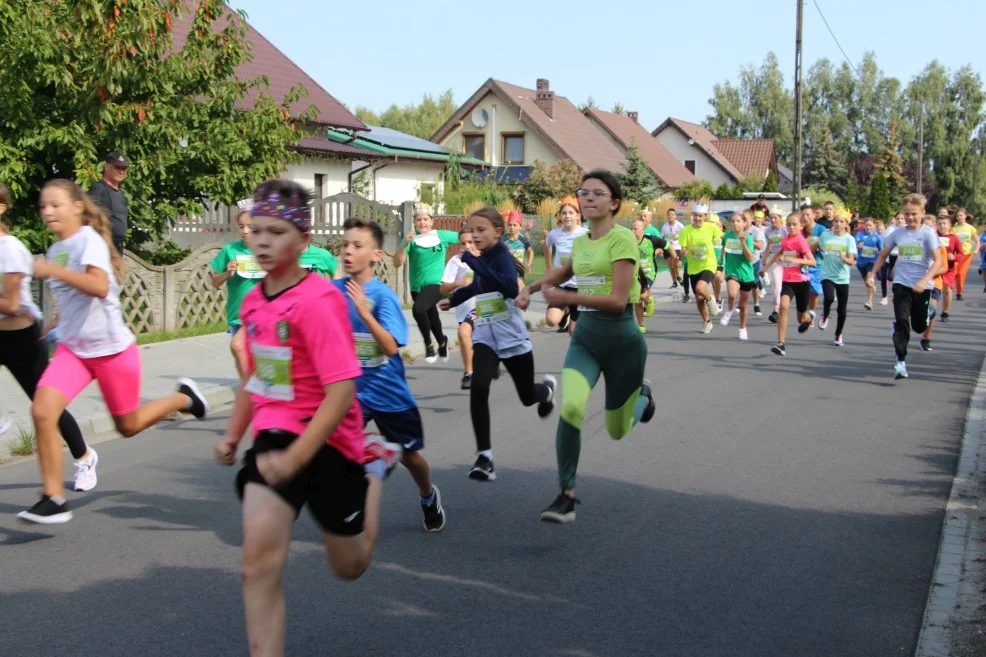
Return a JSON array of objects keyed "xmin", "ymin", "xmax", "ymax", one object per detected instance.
[{"xmin": 364, "ymin": 125, "xmax": 451, "ymax": 154}]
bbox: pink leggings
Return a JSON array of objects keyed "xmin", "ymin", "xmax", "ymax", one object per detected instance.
[
  {"xmin": 38, "ymin": 343, "xmax": 142, "ymax": 416},
  {"xmin": 767, "ymin": 263, "xmax": 784, "ymax": 311}
]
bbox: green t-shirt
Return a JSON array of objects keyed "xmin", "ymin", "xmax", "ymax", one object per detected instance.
[
  {"xmin": 722, "ymin": 231, "xmax": 755, "ymax": 283},
  {"xmin": 299, "ymin": 244, "xmax": 338, "ymax": 278},
  {"xmin": 643, "ymin": 225, "xmax": 660, "ymax": 237},
  {"xmin": 405, "ymin": 229, "xmax": 459, "ymax": 292},
  {"xmin": 571, "ymin": 224, "xmax": 641, "ymax": 310},
  {"xmin": 678, "ymin": 222, "xmax": 723, "ymax": 275},
  {"xmin": 209, "ymin": 240, "xmax": 263, "ymax": 327},
  {"xmin": 819, "ymin": 231, "xmax": 857, "ymax": 285},
  {"xmin": 637, "ymin": 237, "xmax": 656, "ymax": 280}
]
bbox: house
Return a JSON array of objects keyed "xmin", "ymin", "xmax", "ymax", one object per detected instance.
[
  {"xmin": 584, "ymin": 108, "xmax": 695, "ymax": 190},
  {"xmin": 430, "ymin": 78, "xmax": 627, "ymax": 180}
]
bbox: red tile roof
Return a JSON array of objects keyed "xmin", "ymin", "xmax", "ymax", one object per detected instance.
[
  {"xmin": 170, "ymin": 4, "xmax": 365, "ymax": 130},
  {"xmin": 584, "ymin": 108, "xmax": 695, "ymax": 188},
  {"xmin": 711, "ymin": 139, "xmax": 777, "ymax": 179},
  {"xmin": 652, "ymin": 118, "xmax": 744, "ymax": 181}
]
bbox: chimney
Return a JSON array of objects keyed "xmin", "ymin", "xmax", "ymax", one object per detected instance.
[
  {"xmin": 535, "ymin": 78, "xmax": 554, "ymax": 119},
  {"xmin": 627, "ymin": 111, "xmax": 639, "ymax": 123}
]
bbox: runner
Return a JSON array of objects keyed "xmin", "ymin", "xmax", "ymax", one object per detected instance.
[
  {"xmin": 718, "ymin": 212, "xmax": 757, "ymax": 340},
  {"xmin": 868, "ymin": 194, "xmax": 942, "ymax": 380},
  {"xmin": 299, "ymin": 241, "xmax": 340, "ymax": 278},
  {"xmin": 336, "ymin": 217, "xmax": 446, "ymax": 533},
  {"xmin": 818, "ymin": 200, "xmax": 836, "ymax": 230},
  {"xmin": 441, "ymin": 226, "xmax": 479, "ymax": 388},
  {"xmin": 921, "ymin": 214, "xmax": 952, "ymax": 351},
  {"xmin": 746, "ymin": 210, "xmax": 766, "ymax": 317},
  {"xmin": 640, "ymin": 208, "xmax": 658, "ymax": 237},
  {"xmin": 661, "ymin": 208, "xmax": 684, "ymax": 289},
  {"xmin": 502, "ymin": 210, "xmax": 534, "ymax": 272},
  {"xmin": 710, "ymin": 213, "xmax": 725, "ymax": 308},
  {"xmin": 818, "ymin": 214, "xmax": 857, "ymax": 346},
  {"xmin": 0, "ymin": 186, "xmax": 96, "ymax": 493},
  {"xmin": 874, "ymin": 219, "xmax": 892, "ymax": 304},
  {"xmin": 210, "ymin": 209, "xmax": 262, "ymax": 377},
  {"xmin": 855, "ymin": 217, "xmax": 882, "ymax": 310},
  {"xmin": 392, "ymin": 210, "xmax": 458, "ymax": 363},
  {"xmin": 951, "ymin": 207, "xmax": 979, "ymax": 300},
  {"xmin": 934, "ymin": 214, "xmax": 962, "ymax": 324},
  {"xmin": 803, "ymin": 209, "xmax": 825, "ymax": 327},
  {"xmin": 516, "ymin": 170, "xmax": 655, "ymax": 524},
  {"xmin": 763, "ymin": 212, "xmax": 816, "ymax": 356},
  {"xmin": 439, "ymin": 207, "xmax": 556, "ymax": 482},
  {"xmin": 213, "ymin": 180, "xmax": 402, "ymax": 657},
  {"xmin": 763, "ymin": 210, "xmax": 787, "ymax": 323},
  {"xmin": 20, "ymin": 180, "xmax": 207, "ymax": 524},
  {"xmin": 678, "ymin": 204, "xmax": 722, "ymax": 333},
  {"xmin": 543, "ymin": 196, "xmax": 588, "ymax": 334},
  {"xmin": 630, "ymin": 217, "xmax": 674, "ymax": 331}
]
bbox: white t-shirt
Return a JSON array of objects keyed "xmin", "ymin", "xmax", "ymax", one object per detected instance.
[
  {"xmin": 661, "ymin": 220, "xmax": 684, "ymax": 251},
  {"xmin": 545, "ymin": 226, "xmax": 588, "ymax": 288},
  {"xmin": 441, "ymin": 254, "xmax": 476, "ymax": 324},
  {"xmin": 748, "ymin": 225, "xmax": 766, "ymax": 260},
  {"xmin": 46, "ymin": 226, "xmax": 134, "ymax": 358},
  {"xmin": 0, "ymin": 234, "xmax": 42, "ymax": 321}
]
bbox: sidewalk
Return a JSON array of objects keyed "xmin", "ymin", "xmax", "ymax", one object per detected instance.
[{"xmin": 0, "ymin": 274, "xmax": 678, "ymax": 452}]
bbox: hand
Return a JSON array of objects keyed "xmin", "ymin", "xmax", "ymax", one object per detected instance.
[
  {"xmin": 33, "ymin": 256, "xmax": 53, "ymax": 279},
  {"xmin": 404, "ymin": 228, "xmax": 416, "ymax": 243},
  {"xmin": 913, "ymin": 279, "xmax": 927, "ymax": 293},
  {"xmin": 542, "ymin": 286, "xmax": 570, "ymax": 306},
  {"xmin": 515, "ymin": 289, "xmax": 531, "ymax": 310},
  {"xmin": 346, "ymin": 279, "xmax": 370, "ymax": 317},
  {"xmin": 214, "ymin": 436, "xmax": 239, "ymax": 466},
  {"xmin": 865, "ymin": 277, "xmax": 874, "ymax": 288},
  {"xmin": 256, "ymin": 449, "xmax": 300, "ymax": 487},
  {"xmin": 226, "ymin": 260, "xmax": 238, "ymax": 274},
  {"xmin": 438, "ymin": 299, "xmax": 451, "ymax": 311}
]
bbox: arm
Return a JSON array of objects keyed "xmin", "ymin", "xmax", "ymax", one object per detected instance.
[
  {"xmin": 286, "ymin": 380, "xmax": 356, "ymax": 471},
  {"xmin": 551, "ymin": 260, "xmax": 635, "ymax": 312},
  {"xmin": 918, "ymin": 246, "xmax": 943, "ymax": 291},
  {"xmin": 454, "ymin": 250, "xmax": 519, "ymax": 299},
  {"xmin": 525, "ymin": 261, "xmax": 575, "ymax": 295},
  {"xmin": 222, "ymin": 382, "xmax": 255, "ymax": 447},
  {"xmin": 543, "ymin": 233, "xmax": 555, "ymax": 275},
  {"xmin": 348, "ymin": 281, "xmax": 400, "ymax": 357},
  {"xmin": 0, "ymin": 272, "xmax": 23, "ymax": 315},
  {"xmin": 741, "ymin": 234, "xmax": 757, "ymax": 263},
  {"xmin": 392, "ymin": 234, "xmax": 413, "ymax": 268},
  {"xmin": 525, "ymin": 245, "xmax": 534, "ymax": 271},
  {"xmin": 35, "ymin": 260, "xmax": 110, "ymax": 299},
  {"xmin": 870, "ymin": 246, "xmax": 893, "ymax": 277}
]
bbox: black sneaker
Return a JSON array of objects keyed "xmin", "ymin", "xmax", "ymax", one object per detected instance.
[
  {"xmin": 424, "ymin": 343, "xmax": 437, "ymax": 364},
  {"xmin": 178, "ymin": 377, "xmax": 208, "ymax": 419},
  {"xmin": 797, "ymin": 318, "xmax": 812, "ymax": 333},
  {"xmin": 421, "ymin": 486, "xmax": 446, "ymax": 533},
  {"xmin": 540, "ymin": 493, "xmax": 580, "ymax": 524},
  {"xmin": 920, "ymin": 339, "xmax": 933, "ymax": 352},
  {"xmin": 556, "ymin": 310, "xmax": 570, "ymax": 333},
  {"xmin": 437, "ymin": 337, "xmax": 450, "ymax": 363},
  {"xmin": 468, "ymin": 455, "xmax": 496, "ymax": 481},
  {"xmin": 640, "ymin": 379, "xmax": 655, "ymax": 423},
  {"xmin": 17, "ymin": 495, "xmax": 72, "ymax": 524},
  {"xmin": 682, "ymin": 294, "xmax": 691, "ymax": 303},
  {"xmin": 538, "ymin": 375, "xmax": 557, "ymax": 418},
  {"xmin": 956, "ymin": 293, "xmax": 963, "ymax": 301},
  {"xmin": 768, "ymin": 311, "xmax": 778, "ymax": 324},
  {"xmin": 460, "ymin": 372, "xmax": 473, "ymax": 390},
  {"xmin": 771, "ymin": 342, "xmax": 786, "ymax": 356},
  {"xmin": 754, "ymin": 305, "xmax": 762, "ymax": 317},
  {"xmin": 940, "ymin": 312, "xmax": 949, "ymax": 323},
  {"xmin": 671, "ymin": 280, "xmax": 678, "ymax": 289}
]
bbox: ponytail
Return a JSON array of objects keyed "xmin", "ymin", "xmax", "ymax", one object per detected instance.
[{"xmin": 43, "ymin": 179, "xmax": 125, "ymax": 277}]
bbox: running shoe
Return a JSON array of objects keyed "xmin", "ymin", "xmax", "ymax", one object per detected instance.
[
  {"xmin": 670, "ymin": 280, "xmax": 678, "ymax": 289},
  {"xmin": 0, "ymin": 413, "xmax": 11, "ymax": 437},
  {"xmin": 719, "ymin": 309, "xmax": 733, "ymax": 327},
  {"xmin": 460, "ymin": 372, "xmax": 472, "ymax": 390},
  {"xmin": 941, "ymin": 312, "xmax": 949, "ymax": 323},
  {"xmin": 920, "ymin": 339, "xmax": 933, "ymax": 352},
  {"xmin": 818, "ymin": 316, "xmax": 829, "ymax": 330},
  {"xmin": 424, "ymin": 344, "xmax": 437, "ymax": 363},
  {"xmin": 363, "ymin": 433, "xmax": 403, "ymax": 479},
  {"xmin": 797, "ymin": 317, "xmax": 812, "ymax": 333},
  {"xmin": 178, "ymin": 378, "xmax": 208, "ymax": 419},
  {"xmin": 712, "ymin": 299, "xmax": 722, "ymax": 316},
  {"xmin": 421, "ymin": 485, "xmax": 446, "ymax": 533},
  {"xmin": 640, "ymin": 379, "xmax": 656, "ymax": 423},
  {"xmin": 894, "ymin": 361, "xmax": 909, "ymax": 380},
  {"xmin": 754, "ymin": 305, "xmax": 762, "ymax": 317},
  {"xmin": 556, "ymin": 310, "xmax": 571, "ymax": 333},
  {"xmin": 863, "ymin": 302, "xmax": 873, "ymax": 311},
  {"xmin": 682, "ymin": 294, "xmax": 691, "ymax": 304},
  {"xmin": 768, "ymin": 311, "xmax": 778, "ymax": 324},
  {"xmin": 17, "ymin": 496, "xmax": 72, "ymax": 525},
  {"xmin": 73, "ymin": 448, "xmax": 98, "ymax": 492},
  {"xmin": 468, "ymin": 454, "xmax": 496, "ymax": 481},
  {"xmin": 438, "ymin": 337, "xmax": 450, "ymax": 363},
  {"xmin": 645, "ymin": 296, "xmax": 655, "ymax": 317},
  {"xmin": 880, "ymin": 297, "xmax": 889, "ymax": 306},
  {"xmin": 540, "ymin": 493, "xmax": 579, "ymax": 524},
  {"xmin": 771, "ymin": 342, "xmax": 786, "ymax": 356},
  {"xmin": 956, "ymin": 293, "xmax": 963, "ymax": 301},
  {"xmin": 537, "ymin": 375, "xmax": 557, "ymax": 418},
  {"xmin": 701, "ymin": 321, "xmax": 713, "ymax": 334},
  {"xmin": 833, "ymin": 335, "xmax": 844, "ymax": 347},
  {"xmin": 738, "ymin": 328, "xmax": 748, "ymax": 341}
]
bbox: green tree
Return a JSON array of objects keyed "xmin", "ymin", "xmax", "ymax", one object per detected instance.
[
  {"xmin": 763, "ymin": 169, "xmax": 779, "ymax": 193},
  {"xmin": 864, "ymin": 172, "xmax": 892, "ymax": 220},
  {"xmin": 732, "ymin": 173, "xmax": 766, "ymax": 196},
  {"xmin": 355, "ymin": 89, "xmax": 457, "ymax": 140},
  {"xmin": 616, "ymin": 140, "xmax": 659, "ymax": 204},
  {"xmin": 714, "ymin": 182, "xmax": 733, "ymax": 199},
  {"xmin": 675, "ymin": 180, "xmax": 716, "ymax": 201},
  {"xmin": 513, "ymin": 160, "xmax": 583, "ymax": 213},
  {"xmin": 0, "ymin": 0, "xmax": 306, "ymax": 253},
  {"xmin": 577, "ymin": 96, "xmax": 597, "ymax": 112},
  {"xmin": 806, "ymin": 124, "xmax": 848, "ymax": 198},
  {"xmin": 876, "ymin": 118, "xmax": 908, "ymax": 206},
  {"xmin": 802, "ymin": 186, "xmax": 845, "ymax": 210},
  {"xmin": 611, "ymin": 102, "xmax": 625, "ymax": 115}
]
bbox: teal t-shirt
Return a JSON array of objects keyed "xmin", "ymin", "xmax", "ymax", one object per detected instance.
[
  {"xmin": 405, "ymin": 229, "xmax": 459, "ymax": 292},
  {"xmin": 299, "ymin": 244, "xmax": 338, "ymax": 277},
  {"xmin": 819, "ymin": 231, "xmax": 857, "ymax": 285},
  {"xmin": 722, "ymin": 231, "xmax": 755, "ymax": 282},
  {"xmin": 502, "ymin": 235, "xmax": 532, "ymax": 264},
  {"xmin": 208, "ymin": 240, "xmax": 264, "ymax": 326},
  {"xmin": 644, "ymin": 225, "xmax": 660, "ymax": 237}
]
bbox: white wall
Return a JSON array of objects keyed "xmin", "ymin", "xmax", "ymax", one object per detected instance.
[
  {"xmin": 283, "ymin": 158, "xmax": 350, "ymax": 196},
  {"xmin": 369, "ymin": 161, "xmax": 443, "ymax": 206},
  {"xmin": 656, "ymin": 128, "xmax": 734, "ymax": 188},
  {"xmin": 439, "ymin": 91, "xmax": 557, "ymax": 166}
]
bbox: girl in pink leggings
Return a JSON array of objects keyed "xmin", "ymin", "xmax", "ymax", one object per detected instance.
[{"xmin": 17, "ymin": 180, "xmax": 209, "ymax": 525}]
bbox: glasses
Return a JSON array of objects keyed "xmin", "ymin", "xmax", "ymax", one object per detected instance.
[{"xmin": 576, "ymin": 189, "xmax": 610, "ymax": 198}]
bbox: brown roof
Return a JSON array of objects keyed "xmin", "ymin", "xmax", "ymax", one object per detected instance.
[
  {"xmin": 711, "ymin": 139, "xmax": 777, "ymax": 179},
  {"xmin": 430, "ymin": 78, "xmax": 626, "ymax": 173},
  {"xmin": 170, "ymin": 5, "xmax": 365, "ymax": 130},
  {"xmin": 584, "ymin": 108, "xmax": 695, "ymax": 188},
  {"xmin": 652, "ymin": 117, "xmax": 744, "ymax": 181},
  {"xmin": 293, "ymin": 138, "xmax": 384, "ymax": 158}
]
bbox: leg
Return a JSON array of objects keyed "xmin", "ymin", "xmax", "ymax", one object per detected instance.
[
  {"xmin": 726, "ymin": 278, "xmax": 739, "ymax": 311},
  {"xmin": 545, "ymin": 307, "xmax": 565, "ymax": 328},
  {"xmin": 96, "ymin": 345, "xmax": 190, "ymax": 438},
  {"xmin": 501, "ymin": 350, "xmax": 549, "ymax": 407},
  {"xmin": 231, "ymin": 328, "xmax": 249, "ymax": 380},
  {"xmin": 693, "ymin": 279, "xmax": 710, "ymax": 321},
  {"xmin": 822, "ymin": 280, "xmax": 836, "ymax": 319},
  {"xmin": 956, "ymin": 255, "xmax": 969, "ymax": 295},
  {"xmin": 738, "ymin": 289, "xmax": 750, "ymax": 328},
  {"xmin": 911, "ymin": 289, "xmax": 931, "ymax": 336},
  {"xmin": 770, "ymin": 264, "xmax": 783, "ymax": 311},
  {"xmin": 891, "ymin": 284, "xmax": 913, "ymax": 361},
  {"xmin": 416, "ymin": 285, "xmax": 446, "ymax": 345},
  {"xmin": 410, "ymin": 291, "xmax": 432, "ymax": 347},
  {"xmin": 457, "ymin": 321, "xmax": 474, "ymax": 373},
  {"xmin": 681, "ymin": 261, "xmax": 690, "ymax": 296},
  {"xmin": 943, "ymin": 284, "xmax": 953, "ymax": 314},
  {"xmin": 713, "ymin": 270, "xmax": 723, "ymax": 302},
  {"xmin": 835, "ymin": 284, "xmax": 849, "ymax": 335},
  {"xmin": 31, "ymin": 387, "xmax": 72, "ymax": 498},
  {"xmin": 469, "ymin": 344, "xmax": 500, "ymax": 452},
  {"xmin": 400, "ymin": 451, "xmax": 433, "ymax": 497},
  {"xmin": 556, "ymin": 340, "xmax": 601, "ymax": 495},
  {"xmin": 600, "ymin": 320, "xmax": 649, "ymax": 441},
  {"xmin": 777, "ymin": 293, "xmax": 791, "ymax": 343},
  {"xmin": 634, "ymin": 296, "xmax": 645, "ymax": 326},
  {"xmin": 879, "ymin": 263, "xmax": 889, "ymax": 298}
]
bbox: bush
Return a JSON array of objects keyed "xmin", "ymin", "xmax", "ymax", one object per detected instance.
[
  {"xmin": 801, "ymin": 185, "xmax": 846, "ymax": 211},
  {"xmin": 514, "ymin": 160, "xmax": 583, "ymax": 213},
  {"xmin": 675, "ymin": 180, "xmax": 716, "ymax": 200},
  {"xmin": 714, "ymin": 183, "xmax": 733, "ymax": 199},
  {"xmin": 129, "ymin": 240, "xmax": 191, "ymax": 266}
]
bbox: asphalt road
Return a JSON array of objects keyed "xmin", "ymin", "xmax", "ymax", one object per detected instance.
[{"xmin": 1, "ymin": 276, "xmax": 984, "ymax": 657}]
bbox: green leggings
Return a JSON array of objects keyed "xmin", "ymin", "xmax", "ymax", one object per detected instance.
[{"xmin": 556, "ymin": 309, "xmax": 648, "ymax": 490}]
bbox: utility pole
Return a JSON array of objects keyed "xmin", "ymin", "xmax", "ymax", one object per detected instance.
[
  {"xmin": 793, "ymin": 0, "xmax": 804, "ymax": 212},
  {"xmin": 917, "ymin": 102, "xmax": 925, "ymax": 194}
]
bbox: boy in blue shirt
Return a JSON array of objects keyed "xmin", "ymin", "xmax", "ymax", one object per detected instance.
[
  {"xmin": 855, "ymin": 218, "xmax": 883, "ymax": 310},
  {"xmin": 335, "ymin": 218, "xmax": 446, "ymax": 532}
]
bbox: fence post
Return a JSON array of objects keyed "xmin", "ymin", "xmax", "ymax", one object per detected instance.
[{"xmin": 162, "ymin": 264, "xmax": 177, "ymax": 332}]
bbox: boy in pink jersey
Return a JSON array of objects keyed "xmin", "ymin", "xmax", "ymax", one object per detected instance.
[
  {"xmin": 214, "ymin": 179, "xmax": 402, "ymax": 657},
  {"xmin": 762, "ymin": 212, "xmax": 817, "ymax": 356}
]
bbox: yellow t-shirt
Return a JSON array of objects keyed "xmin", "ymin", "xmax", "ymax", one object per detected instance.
[
  {"xmin": 952, "ymin": 223, "xmax": 978, "ymax": 256},
  {"xmin": 571, "ymin": 224, "xmax": 641, "ymax": 310},
  {"xmin": 679, "ymin": 222, "xmax": 723, "ymax": 275}
]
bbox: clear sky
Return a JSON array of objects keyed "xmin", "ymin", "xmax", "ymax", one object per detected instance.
[{"xmin": 228, "ymin": 0, "xmax": 985, "ymax": 132}]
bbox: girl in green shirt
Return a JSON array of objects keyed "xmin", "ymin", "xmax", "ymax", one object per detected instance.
[
  {"xmin": 209, "ymin": 210, "xmax": 259, "ymax": 377},
  {"xmin": 718, "ymin": 213, "xmax": 757, "ymax": 340}
]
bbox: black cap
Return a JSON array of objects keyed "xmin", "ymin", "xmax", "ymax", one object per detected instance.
[
  {"xmin": 757, "ymin": 193, "xmax": 765, "ymax": 199},
  {"xmin": 105, "ymin": 152, "xmax": 130, "ymax": 168}
]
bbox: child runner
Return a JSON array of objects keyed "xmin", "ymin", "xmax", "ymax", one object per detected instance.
[
  {"xmin": 630, "ymin": 217, "xmax": 674, "ymax": 331},
  {"xmin": 502, "ymin": 210, "xmax": 534, "ymax": 272},
  {"xmin": 0, "ymin": 186, "xmax": 96, "ymax": 493},
  {"xmin": 951, "ymin": 207, "xmax": 978, "ymax": 300},
  {"xmin": 678, "ymin": 203, "xmax": 722, "ymax": 333},
  {"xmin": 855, "ymin": 218, "xmax": 882, "ymax": 310},
  {"xmin": 392, "ymin": 210, "xmax": 458, "ymax": 363},
  {"xmin": 818, "ymin": 215, "xmax": 857, "ymax": 346},
  {"xmin": 920, "ymin": 215, "xmax": 951, "ymax": 351},
  {"xmin": 710, "ymin": 213, "xmax": 725, "ymax": 308},
  {"xmin": 214, "ymin": 181, "xmax": 402, "ymax": 657},
  {"xmin": 747, "ymin": 210, "xmax": 766, "ymax": 317},
  {"xmin": 763, "ymin": 212, "xmax": 817, "ymax": 357},
  {"xmin": 719, "ymin": 213, "xmax": 757, "ymax": 340},
  {"xmin": 441, "ymin": 226, "xmax": 479, "ymax": 389},
  {"xmin": 936, "ymin": 214, "xmax": 963, "ymax": 323},
  {"xmin": 517, "ymin": 170, "xmax": 655, "ymax": 524},
  {"xmin": 299, "ymin": 241, "xmax": 340, "ymax": 278},
  {"xmin": 661, "ymin": 208, "xmax": 684, "ymax": 288},
  {"xmin": 543, "ymin": 196, "xmax": 588, "ymax": 334},
  {"xmin": 868, "ymin": 194, "xmax": 942, "ymax": 380},
  {"xmin": 440, "ymin": 207, "xmax": 556, "ymax": 481},
  {"xmin": 336, "ymin": 217, "xmax": 446, "ymax": 532},
  {"xmin": 803, "ymin": 209, "xmax": 825, "ymax": 326},
  {"xmin": 20, "ymin": 180, "xmax": 207, "ymax": 524},
  {"xmin": 763, "ymin": 211, "xmax": 787, "ymax": 324},
  {"xmin": 210, "ymin": 210, "xmax": 262, "ymax": 377}
]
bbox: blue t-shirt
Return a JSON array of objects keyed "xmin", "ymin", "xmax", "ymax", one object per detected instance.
[
  {"xmin": 979, "ymin": 234, "xmax": 986, "ymax": 266},
  {"xmin": 819, "ymin": 231, "xmax": 857, "ymax": 284},
  {"xmin": 807, "ymin": 224, "xmax": 826, "ymax": 270},
  {"xmin": 855, "ymin": 231, "xmax": 883, "ymax": 265},
  {"xmin": 882, "ymin": 226, "xmax": 940, "ymax": 289},
  {"xmin": 333, "ymin": 277, "xmax": 416, "ymax": 412}
]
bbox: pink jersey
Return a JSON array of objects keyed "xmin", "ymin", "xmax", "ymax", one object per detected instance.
[
  {"xmin": 240, "ymin": 274, "xmax": 364, "ymax": 464},
  {"xmin": 780, "ymin": 233, "xmax": 812, "ymax": 283}
]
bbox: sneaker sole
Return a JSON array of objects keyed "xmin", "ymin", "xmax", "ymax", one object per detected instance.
[
  {"xmin": 425, "ymin": 356, "xmax": 438, "ymax": 364},
  {"xmin": 540, "ymin": 510, "xmax": 576, "ymax": 524},
  {"xmin": 178, "ymin": 377, "xmax": 209, "ymax": 419},
  {"xmin": 423, "ymin": 486, "xmax": 446, "ymax": 532},
  {"xmin": 771, "ymin": 346, "xmax": 786, "ymax": 356},
  {"xmin": 74, "ymin": 449, "xmax": 99, "ymax": 492},
  {"xmin": 538, "ymin": 375, "xmax": 557, "ymax": 418},
  {"xmin": 468, "ymin": 469, "xmax": 496, "ymax": 481},
  {"xmin": 17, "ymin": 509, "xmax": 73, "ymax": 524}
]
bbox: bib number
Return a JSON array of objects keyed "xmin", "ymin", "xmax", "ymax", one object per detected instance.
[
  {"xmin": 825, "ymin": 243, "xmax": 847, "ymax": 256},
  {"xmin": 245, "ymin": 345, "xmax": 294, "ymax": 400},
  {"xmin": 899, "ymin": 245, "xmax": 923, "ymax": 261},
  {"xmin": 474, "ymin": 292, "xmax": 509, "ymax": 325},
  {"xmin": 939, "ymin": 236, "xmax": 951, "ymax": 248},
  {"xmin": 688, "ymin": 245, "xmax": 708, "ymax": 260},
  {"xmin": 354, "ymin": 332, "xmax": 387, "ymax": 368},
  {"xmin": 861, "ymin": 246, "xmax": 877, "ymax": 258},
  {"xmin": 236, "ymin": 254, "xmax": 266, "ymax": 279},
  {"xmin": 782, "ymin": 250, "xmax": 799, "ymax": 265},
  {"xmin": 724, "ymin": 238, "xmax": 742, "ymax": 255},
  {"xmin": 575, "ymin": 276, "xmax": 606, "ymax": 312}
]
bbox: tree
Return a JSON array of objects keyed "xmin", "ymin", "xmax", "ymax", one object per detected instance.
[
  {"xmin": 876, "ymin": 118, "xmax": 908, "ymax": 206},
  {"xmin": 616, "ymin": 140, "xmax": 659, "ymax": 204},
  {"xmin": 611, "ymin": 102, "xmax": 625, "ymax": 115},
  {"xmin": 675, "ymin": 180, "xmax": 716, "ymax": 201},
  {"xmin": 513, "ymin": 160, "xmax": 583, "ymax": 213},
  {"xmin": 864, "ymin": 172, "xmax": 892, "ymax": 220},
  {"xmin": 805, "ymin": 124, "xmax": 848, "ymax": 198},
  {"xmin": 354, "ymin": 89, "xmax": 457, "ymax": 140},
  {"xmin": 732, "ymin": 173, "xmax": 766, "ymax": 196},
  {"xmin": 577, "ymin": 96, "xmax": 597, "ymax": 112},
  {"xmin": 0, "ymin": 0, "xmax": 306, "ymax": 253},
  {"xmin": 714, "ymin": 182, "xmax": 733, "ymax": 199}
]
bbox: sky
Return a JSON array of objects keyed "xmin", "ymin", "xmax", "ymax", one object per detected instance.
[{"xmin": 228, "ymin": 0, "xmax": 986, "ymax": 132}]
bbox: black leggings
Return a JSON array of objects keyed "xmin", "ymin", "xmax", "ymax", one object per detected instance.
[
  {"xmin": 411, "ymin": 285, "xmax": 446, "ymax": 347},
  {"xmin": 682, "ymin": 260, "xmax": 690, "ymax": 295},
  {"xmin": 877, "ymin": 262, "xmax": 892, "ymax": 297},
  {"xmin": 470, "ymin": 344, "xmax": 549, "ymax": 452},
  {"xmin": 891, "ymin": 284, "xmax": 931, "ymax": 361},
  {"xmin": 0, "ymin": 323, "xmax": 87, "ymax": 459},
  {"xmin": 822, "ymin": 280, "xmax": 849, "ymax": 336}
]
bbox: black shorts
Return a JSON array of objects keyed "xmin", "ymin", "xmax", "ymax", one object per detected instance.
[
  {"xmin": 236, "ymin": 430, "xmax": 368, "ymax": 536},
  {"xmin": 781, "ymin": 281, "xmax": 810, "ymax": 313},
  {"xmin": 689, "ymin": 270, "xmax": 715, "ymax": 288},
  {"xmin": 548, "ymin": 286, "xmax": 580, "ymax": 321},
  {"xmin": 361, "ymin": 403, "xmax": 424, "ymax": 452},
  {"xmin": 727, "ymin": 276, "xmax": 756, "ymax": 292},
  {"xmin": 459, "ymin": 311, "xmax": 477, "ymax": 329}
]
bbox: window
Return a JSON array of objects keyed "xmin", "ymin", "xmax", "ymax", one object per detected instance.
[
  {"xmin": 464, "ymin": 133, "xmax": 486, "ymax": 161},
  {"xmin": 420, "ymin": 183, "xmax": 437, "ymax": 205},
  {"xmin": 684, "ymin": 160, "xmax": 696, "ymax": 175},
  {"xmin": 502, "ymin": 133, "xmax": 525, "ymax": 165}
]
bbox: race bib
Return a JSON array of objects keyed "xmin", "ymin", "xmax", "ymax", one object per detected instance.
[
  {"xmin": 245, "ymin": 344, "xmax": 293, "ymax": 400},
  {"xmin": 713, "ymin": 238, "xmax": 723, "ymax": 249},
  {"xmin": 898, "ymin": 245, "xmax": 923, "ymax": 261},
  {"xmin": 959, "ymin": 233, "xmax": 972, "ymax": 244},
  {"xmin": 474, "ymin": 292, "xmax": 509, "ymax": 325},
  {"xmin": 236, "ymin": 254, "xmax": 266, "ymax": 279},
  {"xmin": 575, "ymin": 276, "xmax": 606, "ymax": 312},
  {"xmin": 860, "ymin": 246, "xmax": 878, "ymax": 258},
  {"xmin": 939, "ymin": 236, "xmax": 951, "ymax": 248},
  {"xmin": 825, "ymin": 242, "xmax": 848, "ymax": 256},
  {"xmin": 724, "ymin": 238, "xmax": 743, "ymax": 255},
  {"xmin": 782, "ymin": 250, "xmax": 799, "ymax": 264},
  {"xmin": 354, "ymin": 332, "xmax": 387, "ymax": 368},
  {"xmin": 688, "ymin": 245, "xmax": 708, "ymax": 261},
  {"xmin": 768, "ymin": 235, "xmax": 782, "ymax": 245}
]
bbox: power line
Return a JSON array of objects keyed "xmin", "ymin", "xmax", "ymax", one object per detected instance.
[{"xmin": 811, "ymin": 0, "xmax": 859, "ymax": 77}]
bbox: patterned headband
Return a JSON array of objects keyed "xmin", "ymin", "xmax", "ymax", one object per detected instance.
[{"xmin": 251, "ymin": 191, "xmax": 311, "ymax": 233}]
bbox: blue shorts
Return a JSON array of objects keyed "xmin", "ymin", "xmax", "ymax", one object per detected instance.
[
  {"xmin": 809, "ymin": 268, "xmax": 823, "ymax": 295},
  {"xmin": 360, "ymin": 403, "xmax": 424, "ymax": 452},
  {"xmin": 752, "ymin": 260, "xmax": 762, "ymax": 275},
  {"xmin": 931, "ymin": 288, "xmax": 942, "ymax": 302},
  {"xmin": 642, "ymin": 277, "xmax": 655, "ymax": 290},
  {"xmin": 228, "ymin": 324, "xmax": 242, "ymax": 336}
]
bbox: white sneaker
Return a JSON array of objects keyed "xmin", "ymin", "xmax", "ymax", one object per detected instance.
[
  {"xmin": 73, "ymin": 448, "xmax": 98, "ymax": 492},
  {"xmin": 819, "ymin": 316, "xmax": 829, "ymax": 330},
  {"xmin": 0, "ymin": 413, "xmax": 11, "ymax": 437},
  {"xmin": 712, "ymin": 300, "xmax": 722, "ymax": 317},
  {"xmin": 701, "ymin": 321, "xmax": 713, "ymax": 334},
  {"xmin": 720, "ymin": 309, "xmax": 733, "ymax": 327},
  {"xmin": 880, "ymin": 297, "xmax": 889, "ymax": 306},
  {"xmin": 833, "ymin": 335, "xmax": 844, "ymax": 346},
  {"xmin": 738, "ymin": 328, "xmax": 748, "ymax": 340}
]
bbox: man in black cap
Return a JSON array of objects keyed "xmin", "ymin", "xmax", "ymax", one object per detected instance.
[
  {"xmin": 749, "ymin": 193, "xmax": 769, "ymax": 216},
  {"xmin": 88, "ymin": 152, "xmax": 130, "ymax": 254}
]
